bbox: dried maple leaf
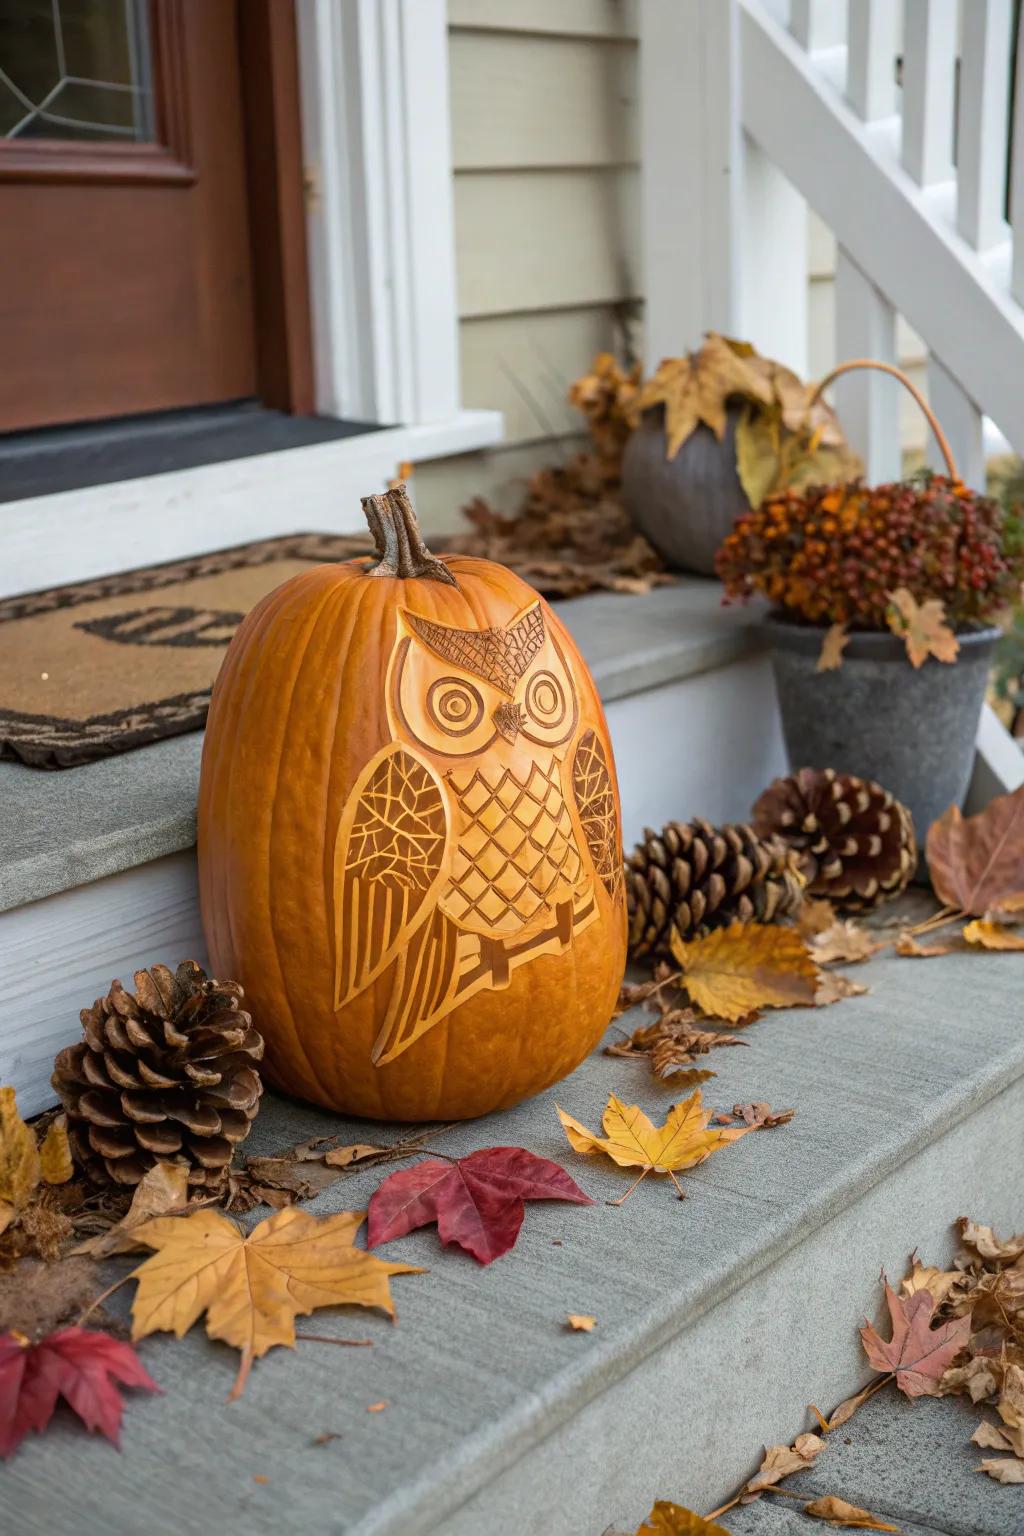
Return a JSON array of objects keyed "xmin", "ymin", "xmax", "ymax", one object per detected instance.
[
  {"xmin": 566, "ymin": 1314, "xmax": 596, "ymax": 1332},
  {"xmin": 634, "ymin": 334, "xmax": 775, "ymax": 458},
  {"xmin": 635, "ymin": 1502, "xmax": 732, "ymax": 1535},
  {"xmin": 747, "ymin": 1432, "xmax": 826, "ymax": 1491},
  {"xmin": 0, "ymin": 1326, "xmax": 158, "ymax": 1457},
  {"xmin": 977, "ymin": 1457, "xmax": 1024, "ymax": 1482},
  {"xmin": 366, "ymin": 1147, "xmax": 591, "ymax": 1265},
  {"xmin": 817, "ymin": 625, "xmax": 849, "ymax": 673},
  {"xmin": 963, "ymin": 918, "xmax": 1024, "ymax": 950},
  {"xmin": 731, "ymin": 1103, "xmax": 795, "ymax": 1129},
  {"xmin": 927, "ymin": 783, "xmax": 1024, "ymax": 916},
  {"xmin": 130, "ymin": 1206, "xmax": 420, "ymax": 1397},
  {"xmin": 803, "ymin": 1495, "xmax": 899, "ymax": 1530},
  {"xmin": 671, "ymin": 922, "xmax": 819, "ymax": 1021},
  {"xmin": 809, "ymin": 919, "xmax": 884, "ymax": 966},
  {"xmin": 900, "ymin": 1256, "xmax": 961, "ymax": 1309},
  {"xmin": 885, "ymin": 587, "xmax": 959, "ymax": 669},
  {"xmin": 860, "ymin": 1279, "xmax": 971, "ymax": 1397},
  {"xmin": 72, "ymin": 1162, "xmax": 191, "ymax": 1258},
  {"xmin": 557, "ymin": 1091, "xmax": 750, "ymax": 1201}
]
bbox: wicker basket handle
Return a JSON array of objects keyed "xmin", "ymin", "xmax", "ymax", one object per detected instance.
[{"xmin": 808, "ymin": 358, "xmax": 959, "ymax": 482}]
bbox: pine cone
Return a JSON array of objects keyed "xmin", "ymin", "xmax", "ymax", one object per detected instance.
[
  {"xmin": 52, "ymin": 961, "xmax": 263, "ymax": 1192},
  {"xmin": 752, "ymin": 767, "xmax": 916, "ymax": 909},
  {"xmin": 627, "ymin": 819, "xmax": 806, "ymax": 958}
]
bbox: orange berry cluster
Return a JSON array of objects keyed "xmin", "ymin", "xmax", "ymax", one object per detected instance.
[{"xmin": 715, "ymin": 475, "xmax": 1024, "ymax": 630}]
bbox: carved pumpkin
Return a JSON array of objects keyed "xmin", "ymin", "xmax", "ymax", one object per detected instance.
[{"xmin": 197, "ymin": 486, "xmax": 627, "ymax": 1122}]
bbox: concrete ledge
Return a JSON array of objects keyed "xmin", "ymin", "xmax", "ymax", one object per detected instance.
[
  {"xmin": 5, "ymin": 943, "xmax": 1022, "ymax": 1534},
  {"xmin": 0, "ymin": 580, "xmax": 763, "ymax": 913}
]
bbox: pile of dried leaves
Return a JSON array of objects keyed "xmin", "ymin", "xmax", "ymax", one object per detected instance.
[
  {"xmin": 449, "ymin": 352, "xmax": 674, "ymax": 598},
  {"xmin": 620, "ymin": 1213, "xmax": 1024, "ymax": 1532}
]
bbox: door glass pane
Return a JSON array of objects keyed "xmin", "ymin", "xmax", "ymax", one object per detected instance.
[{"xmin": 0, "ymin": 1, "xmax": 154, "ymax": 141}]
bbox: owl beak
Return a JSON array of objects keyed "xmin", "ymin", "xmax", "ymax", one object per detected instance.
[{"xmin": 493, "ymin": 701, "xmax": 523, "ymax": 744}]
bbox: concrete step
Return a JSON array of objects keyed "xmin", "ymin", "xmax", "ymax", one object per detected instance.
[
  {"xmin": 3, "ymin": 942, "xmax": 1023, "ymax": 1534},
  {"xmin": 2, "ymin": 580, "xmax": 788, "ymax": 1116}
]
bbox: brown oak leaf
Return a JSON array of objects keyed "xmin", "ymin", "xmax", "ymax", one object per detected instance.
[{"xmin": 860, "ymin": 1279, "xmax": 971, "ymax": 1397}]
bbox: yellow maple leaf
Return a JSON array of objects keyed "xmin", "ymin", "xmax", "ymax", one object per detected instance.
[
  {"xmin": 886, "ymin": 587, "xmax": 959, "ymax": 669},
  {"xmin": 130, "ymin": 1206, "xmax": 421, "ymax": 1397},
  {"xmin": 557, "ymin": 1091, "xmax": 750, "ymax": 1201},
  {"xmin": 804, "ymin": 1495, "xmax": 900, "ymax": 1530},
  {"xmin": 671, "ymin": 922, "xmax": 819, "ymax": 1021},
  {"xmin": 634, "ymin": 334, "xmax": 775, "ymax": 458},
  {"xmin": 0, "ymin": 1086, "xmax": 41, "ymax": 1226},
  {"xmin": 817, "ymin": 624, "xmax": 849, "ymax": 673},
  {"xmin": 963, "ymin": 919, "xmax": 1024, "ymax": 951},
  {"xmin": 636, "ymin": 1501, "xmax": 733, "ymax": 1535}
]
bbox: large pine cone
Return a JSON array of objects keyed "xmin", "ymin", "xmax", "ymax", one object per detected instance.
[
  {"xmin": 627, "ymin": 819, "xmax": 806, "ymax": 958},
  {"xmin": 752, "ymin": 767, "xmax": 916, "ymax": 908},
  {"xmin": 52, "ymin": 961, "xmax": 263, "ymax": 1191}
]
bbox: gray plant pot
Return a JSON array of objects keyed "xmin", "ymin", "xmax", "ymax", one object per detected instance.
[
  {"xmin": 766, "ymin": 618, "xmax": 1000, "ymax": 848},
  {"xmin": 621, "ymin": 407, "xmax": 750, "ymax": 576}
]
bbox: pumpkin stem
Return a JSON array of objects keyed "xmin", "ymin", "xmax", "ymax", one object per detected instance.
[{"xmin": 361, "ymin": 483, "xmax": 459, "ymax": 587}]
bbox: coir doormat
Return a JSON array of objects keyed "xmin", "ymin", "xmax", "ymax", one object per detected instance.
[{"xmin": 0, "ymin": 533, "xmax": 376, "ymax": 769}]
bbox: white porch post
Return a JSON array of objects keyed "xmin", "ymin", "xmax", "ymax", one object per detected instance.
[{"xmin": 638, "ymin": 0, "xmax": 807, "ymax": 376}]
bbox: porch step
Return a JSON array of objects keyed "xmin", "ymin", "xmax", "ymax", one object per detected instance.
[
  {"xmin": 4, "ymin": 942, "xmax": 1023, "ymax": 1535},
  {"xmin": 2, "ymin": 579, "xmax": 788, "ymax": 1116}
]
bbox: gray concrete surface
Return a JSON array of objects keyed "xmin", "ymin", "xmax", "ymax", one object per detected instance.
[
  {"xmin": 0, "ymin": 580, "xmax": 764, "ymax": 913},
  {"xmin": 721, "ymin": 1389, "xmax": 1024, "ymax": 1536},
  {"xmin": 3, "ymin": 941, "xmax": 1023, "ymax": 1535}
]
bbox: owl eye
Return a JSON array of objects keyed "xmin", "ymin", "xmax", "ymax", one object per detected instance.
[
  {"xmin": 524, "ymin": 669, "xmax": 567, "ymax": 729},
  {"xmin": 427, "ymin": 676, "xmax": 485, "ymax": 738}
]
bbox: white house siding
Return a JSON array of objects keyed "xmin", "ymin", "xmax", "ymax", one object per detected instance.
[{"xmin": 416, "ymin": 3, "xmax": 927, "ymax": 534}]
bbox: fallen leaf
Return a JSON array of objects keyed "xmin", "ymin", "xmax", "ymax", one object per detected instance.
[
  {"xmin": 72, "ymin": 1162, "xmax": 191, "ymax": 1257},
  {"xmin": 635, "ymin": 1502, "xmax": 732, "ymax": 1535},
  {"xmin": 797, "ymin": 897, "xmax": 838, "ymax": 938},
  {"xmin": 130, "ymin": 1207, "xmax": 420, "ymax": 1397},
  {"xmin": 324, "ymin": 1144, "xmax": 385, "ymax": 1169},
  {"xmin": 809, "ymin": 1377, "xmax": 890, "ymax": 1433},
  {"xmin": 885, "ymin": 588, "xmax": 959, "ymax": 669},
  {"xmin": 312, "ymin": 1431, "xmax": 342, "ymax": 1446},
  {"xmin": 860, "ymin": 1279, "xmax": 971, "ymax": 1397},
  {"xmin": 809, "ymin": 919, "xmax": 884, "ymax": 966},
  {"xmin": 656, "ymin": 1066, "xmax": 717, "ymax": 1087},
  {"xmin": 366, "ymin": 1400, "xmax": 388, "ymax": 1413},
  {"xmin": 815, "ymin": 971, "xmax": 869, "ymax": 1005},
  {"xmin": 943, "ymin": 1353, "xmax": 1002, "ymax": 1402},
  {"xmin": 731, "ymin": 1103, "xmax": 795, "ymax": 1129},
  {"xmin": 634, "ymin": 335, "xmax": 775, "ymax": 458},
  {"xmin": 0, "ymin": 1088, "xmax": 40, "ymax": 1214},
  {"xmin": 900, "ymin": 1257, "xmax": 961, "ymax": 1309},
  {"xmin": 566, "ymin": 1314, "xmax": 596, "ymax": 1332},
  {"xmin": 927, "ymin": 784, "xmax": 1024, "ymax": 916},
  {"xmin": 38, "ymin": 1118, "xmax": 73, "ymax": 1186},
  {"xmin": 0, "ymin": 1327, "xmax": 158, "ymax": 1457},
  {"xmin": 747, "ymin": 1432, "xmax": 826, "ymax": 1491},
  {"xmin": 366, "ymin": 1147, "xmax": 591, "ymax": 1265},
  {"xmin": 996, "ymin": 1364, "xmax": 1024, "ymax": 1456},
  {"xmin": 963, "ymin": 919, "xmax": 1024, "ymax": 951},
  {"xmin": 958, "ymin": 1218, "xmax": 1024, "ymax": 1264},
  {"xmin": 895, "ymin": 930, "xmax": 964, "ymax": 958},
  {"xmin": 803, "ymin": 1495, "xmax": 900, "ymax": 1530},
  {"xmin": 977, "ymin": 1458, "xmax": 1024, "ymax": 1483},
  {"xmin": 973, "ymin": 1421, "xmax": 1014, "ymax": 1450},
  {"xmin": 817, "ymin": 625, "xmax": 849, "ymax": 673},
  {"xmin": 607, "ymin": 1014, "xmax": 748, "ymax": 1083},
  {"xmin": 671, "ymin": 922, "xmax": 819, "ymax": 1021},
  {"xmin": 558, "ymin": 1091, "xmax": 750, "ymax": 1199},
  {"xmin": 253, "ymin": 1474, "xmax": 269, "ymax": 1484}
]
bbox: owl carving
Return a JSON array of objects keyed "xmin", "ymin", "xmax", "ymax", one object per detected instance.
[{"xmin": 333, "ymin": 599, "xmax": 622, "ymax": 1066}]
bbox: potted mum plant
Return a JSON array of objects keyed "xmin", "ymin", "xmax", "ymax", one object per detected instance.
[{"xmin": 715, "ymin": 361, "xmax": 1024, "ymax": 841}]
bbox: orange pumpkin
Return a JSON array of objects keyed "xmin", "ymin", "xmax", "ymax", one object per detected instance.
[{"xmin": 197, "ymin": 486, "xmax": 627, "ymax": 1121}]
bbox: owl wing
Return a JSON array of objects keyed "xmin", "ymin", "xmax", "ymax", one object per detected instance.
[
  {"xmin": 571, "ymin": 729, "xmax": 623, "ymax": 901},
  {"xmin": 333, "ymin": 742, "xmax": 453, "ymax": 1012}
]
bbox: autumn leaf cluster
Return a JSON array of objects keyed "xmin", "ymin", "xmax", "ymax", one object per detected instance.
[{"xmin": 716, "ymin": 473, "xmax": 1024, "ymax": 632}]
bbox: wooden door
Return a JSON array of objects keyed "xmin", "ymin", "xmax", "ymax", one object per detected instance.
[{"xmin": 0, "ymin": 0, "xmax": 258, "ymax": 432}]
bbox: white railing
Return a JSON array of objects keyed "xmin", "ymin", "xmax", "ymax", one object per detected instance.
[{"xmin": 640, "ymin": 0, "xmax": 1024, "ymax": 489}]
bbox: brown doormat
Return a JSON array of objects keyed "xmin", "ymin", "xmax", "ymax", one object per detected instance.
[{"xmin": 0, "ymin": 533, "xmax": 376, "ymax": 770}]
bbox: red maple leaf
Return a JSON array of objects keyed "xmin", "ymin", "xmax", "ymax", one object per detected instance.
[
  {"xmin": 366, "ymin": 1146, "xmax": 593, "ymax": 1264},
  {"xmin": 860, "ymin": 1280, "xmax": 970, "ymax": 1397},
  {"xmin": 0, "ymin": 1327, "xmax": 159, "ymax": 1458}
]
